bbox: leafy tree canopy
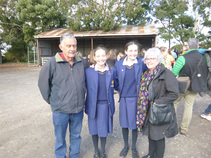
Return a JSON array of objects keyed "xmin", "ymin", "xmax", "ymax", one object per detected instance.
[
  {"xmin": 153, "ymin": 0, "xmax": 194, "ymax": 46},
  {"xmin": 153, "ymin": 0, "xmax": 210, "ymax": 48},
  {"xmin": 0, "ymin": 0, "xmax": 27, "ymax": 62},
  {"xmin": 61, "ymin": 0, "xmax": 152, "ymax": 31},
  {"xmin": 16, "ymin": 0, "xmax": 66, "ymax": 46}
]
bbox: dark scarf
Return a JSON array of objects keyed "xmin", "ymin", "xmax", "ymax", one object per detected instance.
[{"xmin": 136, "ymin": 63, "xmax": 161, "ymax": 134}]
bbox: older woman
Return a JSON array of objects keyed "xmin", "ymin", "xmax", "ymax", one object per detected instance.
[{"xmin": 136, "ymin": 48, "xmax": 179, "ymax": 158}]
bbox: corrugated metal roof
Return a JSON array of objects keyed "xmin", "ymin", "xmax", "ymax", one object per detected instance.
[{"xmin": 34, "ymin": 25, "xmax": 158, "ymax": 38}]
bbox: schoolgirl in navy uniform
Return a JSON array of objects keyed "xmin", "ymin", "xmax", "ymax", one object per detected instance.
[
  {"xmin": 115, "ymin": 41, "xmax": 147, "ymax": 158},
  {"xmin": 85, "ymin": 46, "xmax": 117, "ymax": 158}
]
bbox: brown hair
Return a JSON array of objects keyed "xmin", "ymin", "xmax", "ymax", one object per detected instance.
[
  {"xmin": 125, "ymin": 41, "xmax": 140, "ymax": 52},
  {"xmin": 108, "ymin": 49, "xmax": 118, "ymax": 60}
]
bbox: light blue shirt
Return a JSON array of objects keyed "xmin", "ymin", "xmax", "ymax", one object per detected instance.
[{"xmin": 171, "ymin": 51, "xmax": 177, "ymax": 59}]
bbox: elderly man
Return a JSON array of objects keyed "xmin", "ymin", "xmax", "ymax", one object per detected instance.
[
  {"xmin": 38, "ymin": 34, "xmax": 88, "ymax": 158},
  {"xmin": 172, "ymin": 38, "xmax": 208, "ymax": 135}
]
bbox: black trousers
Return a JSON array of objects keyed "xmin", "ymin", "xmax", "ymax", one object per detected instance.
[{"xmin": 148, "ymin": 137, "xmax": 165, "ymax": 158}]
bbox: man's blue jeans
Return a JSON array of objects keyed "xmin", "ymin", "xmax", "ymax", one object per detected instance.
[{"xmin": 53, "ymin": 110, "xmax": 84, "ymax": 158}]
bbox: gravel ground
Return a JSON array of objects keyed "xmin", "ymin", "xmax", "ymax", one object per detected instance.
[{"xmin": 0, "ymin": 63, "xmax": 211, "ymax": 158}]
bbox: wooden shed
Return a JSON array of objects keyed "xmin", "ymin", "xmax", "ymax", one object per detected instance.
[{"xmin": 34, "ymin": 25, "xmax": 158, "ymax": 65}]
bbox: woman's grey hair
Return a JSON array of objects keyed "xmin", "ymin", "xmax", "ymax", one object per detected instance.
[
  {"xmin": 188, "ymin": 38, "xmax": 199, "ymax": 49},
  {"xmin": 143, "ymin": 47, "xmax": 163, "ymax": 63},
  {"xmin": 60, "ymin": 34, "xmax": 77, "ymax": 45}
]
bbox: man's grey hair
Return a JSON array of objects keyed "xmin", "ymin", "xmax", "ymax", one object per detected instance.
[
  {"xmin": 60, "ymin": 34, "xmax": 77, "ymax": 45},
  {"xmin": 188, "ymin": 38, "xmax": 199, "ymax": 49},
  {"xmin": 143, "ymin": 47, "xmax": 163, "ymax": 63}
]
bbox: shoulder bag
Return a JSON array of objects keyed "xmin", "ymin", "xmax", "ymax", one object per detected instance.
[
  {"xmin": 149, "ymin": 102, "xmax": 173, "ymax": 125},
  {"xmin": 177, "ymin": 56, "xmax": 204, "ymax": 93}
]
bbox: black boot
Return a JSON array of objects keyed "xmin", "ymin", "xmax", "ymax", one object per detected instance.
[
  {"xmin": 132, "ymin": 149, "xmax": 139, "ymax": 158},
  {"xmin": 93, "ymin": 152, "xmax": 100, "ymax": 158},
  {"xmin": 120, "ymin": 128, "xmax": 129, "ymax": 157},
  {"xmin": 120, "ymin": 146, "xmax": 129, "ymax": 157},
  {"xmin": 142, "ymin": 154, "xmax": 151, "ymax": 158}
]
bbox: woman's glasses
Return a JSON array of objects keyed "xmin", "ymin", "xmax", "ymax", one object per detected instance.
[{"xmin": 145, "ymin": 58, "xmax": 156, "ymax": 61}]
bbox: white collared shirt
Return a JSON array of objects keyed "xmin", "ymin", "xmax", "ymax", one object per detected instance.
[
  {"xmin": 94, "ymin": 63, "xmax": 109, "ymax": 72},
  {"xmin": 122, "ymin": 57, "xmax": 138, "ymax": 66}
]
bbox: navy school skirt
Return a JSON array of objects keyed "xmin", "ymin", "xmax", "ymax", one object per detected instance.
[
  {"xmin": 88, "ymin": 102, "xmax": 113, "ymax": 137},
  {"xmin": 119, "ymin": 97, "xmax": 137, "ymax": 130}
]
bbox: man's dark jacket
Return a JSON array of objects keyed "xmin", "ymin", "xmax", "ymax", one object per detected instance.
[{"xmin": 38, "ymin": 53, "xmax": 88, "ymax": 114}]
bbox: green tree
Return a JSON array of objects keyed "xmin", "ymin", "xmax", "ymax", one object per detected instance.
[
  {"xmin": 192, "ymin": 0, "xmax": 211, "ymax": 35},
  {"xmin": 16, "ymin": 0, "xmax": 66, "ymax": 47},
  {"xmin": 122, "ymin": 0, "xmax": 151, "ymax": 25},
  {"xmin": 61, "ymin": 0, "xmax": 152, "ymax": 31},
  {"xmin": 200, "ymin": 35, "xmax": 211, "ymax": 48},
  {"xmin": 153, "ymin": 0, "xmax": 194, "ymax": 47},
  {"xmin": 192, "ymin": 0, "xmax": 211, "ymax": 48},
  {"xmin": 0, "ymin": 0, "xmax": 27, "ymax": 62},
  {"xmin": 153, "ymin": 0, "xmax": 211, "ymax": 48}
]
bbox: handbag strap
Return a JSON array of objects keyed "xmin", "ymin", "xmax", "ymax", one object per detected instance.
[{"xmin": 190, "ymin": 55, "xmax": 204, "ymax": 81}]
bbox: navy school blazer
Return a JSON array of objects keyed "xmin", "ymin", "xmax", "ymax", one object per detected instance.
[
  {"xmin": 114, "ymin": 58, "xmax": 147, "ymax": 98},
  {"xmin": 85, "ymin": 66, "xmax": 118, "ymax": 119}
]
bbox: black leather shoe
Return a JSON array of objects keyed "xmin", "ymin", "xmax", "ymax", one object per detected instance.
[
  {"xmin": 101, "ymin": 152, "xmax": 107, "ymax": 158},
  {"xmin": 142, "ymin": 155, "xmax": 151, "ymax": 158},
  {"xmin": 132, "ymin": 149, "xmax": 139, "ymax": 158},
  {"xmin": 93, "ymin": 152, "xmax": 100, "ymax": 158},
  {"xmin": 119, "ymin": 146, "xmax": 129, "ymax": 157}
]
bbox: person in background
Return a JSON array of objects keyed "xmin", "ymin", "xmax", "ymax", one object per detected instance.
[
  {"xmin": 182, "ymin": 45, "xmax": 188, "ymax": 55},
  {"xmin": 89, "ymin": 49, "xmax": 97, "ymax": 65},
  {"xmin": 107, "ymin": 49, "xmax": 118, "ymax": 67},
  {"xmin": 117, "ymin": 50, "xmax": 125, "ymax": 61},
  {"xmin": 201, "ymin": 104, "xmax": 211, "ymax": 121},
  {"xmin": 115, "ymin": 41, "xmax": 147, "ymax": 158},
  {"xmin": 85, "ymin": 46, "xmax": 117, "ymax": 158},
  {"xmin": 38, "ymin": 34, "xmax": 89, "ymax": 158},
  {"xmin": 85, "ymin": 53, "xmax": 91, "ymax": 65},
  {"xmin": 159, "ymin": 47, "xmax": 174, "ymax": 71},
  {"xmin": 138, "ymin": 48, "xmax": 146, "ymax": 58},
  {"xmin": 76, "ymin": 51, "xmax": 82, "ymax": 57},
  {"xmin": 200, "ymin": 48, "xmax": 211, "ymax": 121},
  {"xmin": 170, "ymin": 48, "xmax": 177, "ymax": 60},
  {"xmin": 172, "ymin": 38, "xmax": 208, "ymax": 135},
  {"xmin": 137, "ymin": 47, "xmax": 179, "ymax": 158}
]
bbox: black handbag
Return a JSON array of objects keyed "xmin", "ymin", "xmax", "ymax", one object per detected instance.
[{"xmin": 149, "ymin": 102, "xmax": 173, "ymax": 125}]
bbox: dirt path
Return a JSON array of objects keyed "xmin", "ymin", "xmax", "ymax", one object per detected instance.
[{"xmin": 0, "ymin": 64, "xmax": 211, "ymax": 158}]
